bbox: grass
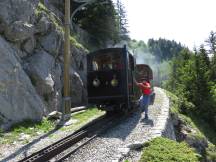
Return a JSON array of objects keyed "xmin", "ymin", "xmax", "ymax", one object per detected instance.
[
  {"xmin": 0, "ymin": 118, "xmax": 55, "ymax": 144},
  {"xmin": 0, "ymin": 108, "xmax": 104, "ymax": 144},
  {"xmin": 139, "ymin": 137, "xmax": 200, "ymax": 162},
  {"xmin": 59, "ymin": 108, "xmax": 105, "ymax": 132}
]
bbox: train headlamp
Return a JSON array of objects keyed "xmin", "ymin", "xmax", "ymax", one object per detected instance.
[
  {"xmin": 111, "ymin": 75, "xmax": 118, "ymax": 87},
  {"xmin": 93, "ymin": 78, "xmax": 100, "ymax": 87}
]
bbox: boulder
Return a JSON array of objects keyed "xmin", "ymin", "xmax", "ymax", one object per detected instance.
[
  {"xmin": 25, "ymin": 50, "xmax": 55, "ymax": 96},
  {"xmin": 0, "ymin": 36, "xmax": 45, "ymax": 130},
  {"xmin": 4, "ymin": 21, "xmax": 35, "ymax": 43}
]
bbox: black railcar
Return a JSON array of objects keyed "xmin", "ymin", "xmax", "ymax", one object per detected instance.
[{"xmin": 87, "ymin": 46, "xmax": 136, "ymax": 112}]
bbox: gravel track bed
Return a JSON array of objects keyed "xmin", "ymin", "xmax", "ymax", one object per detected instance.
[
  {"xmin": 0, "ymin": 87, "xmax": 168, "ymax": 162},
  {"xmin": 65, "ymin": 87, "xmax": 167, "ymax": 162},
  {"xmin": 0, "ymin": 114, "xmax": 102, "ymax": 162}
]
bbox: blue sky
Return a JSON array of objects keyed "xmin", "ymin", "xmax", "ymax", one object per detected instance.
[{"xmin": 121, "ymin": 0, "xmax": 216, "ymax": 49}]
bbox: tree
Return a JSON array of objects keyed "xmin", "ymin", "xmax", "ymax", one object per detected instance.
[
  {"xmin": 116, "ymin": 0, "xmax": 129, "ymax": 40},
  {"xmin": 205, "ymin": 30, "xmax": 216, "ymax": 54},
  {"xmin": 72, "ymin": 0, "xmax": 120, "ymax": 47},
  {"xmin": 147, "ymin": 38, "xmax": 184, "ymax": 62}
]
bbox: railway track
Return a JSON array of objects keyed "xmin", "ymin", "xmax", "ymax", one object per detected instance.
[{"xmin": 18, "ymin": 113, "xmax": 125, "ymax": 162}]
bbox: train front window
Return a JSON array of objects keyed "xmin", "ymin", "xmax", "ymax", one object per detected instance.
[{"xmin": 91, "ymin": 53, "xmax": 123, "ymax": 71}]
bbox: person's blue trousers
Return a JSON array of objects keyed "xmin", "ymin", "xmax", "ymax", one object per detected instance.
[{"xmin": 139, "ymin": 95, "xmax": 150, "ymax": 114}]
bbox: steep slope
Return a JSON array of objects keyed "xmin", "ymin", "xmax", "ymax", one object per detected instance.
[{"xmin": 0, "ymin": 0, "xmax": 88, "ymax": 130}]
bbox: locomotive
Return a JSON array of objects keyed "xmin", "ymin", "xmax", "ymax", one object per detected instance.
[{"xmin": 87, "ymin": 45, "xmax": 154, "ymax": 113}]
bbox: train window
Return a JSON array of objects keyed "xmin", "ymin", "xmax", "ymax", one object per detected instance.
[{"xmin": 91, "ymin": 53, "xmax": 123, "ymax": 71}]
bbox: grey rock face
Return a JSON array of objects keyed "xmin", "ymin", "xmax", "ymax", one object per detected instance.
[
  {"xmin": 36, "ymin": 15, "xmax": 51, "ymax": 35},
  {"xmin": 71, "ymin": 47, "xmax": 87, "ymax": 106},
  {"xmin": 0, "ymin": 36, "xmax": 45, "ymax": 130},
  {"xmin": 0, "ymin": 0, "xmax": 39, "ymax": 32},
  {"xmin": 0, "ymin": 0, "xmax": 88, "ymax": 128},
  {"xmin": 4, "ymin": 21, "xmax": 35, "ymax": 43},
  {"xmin": 22, "ymin": 37, "xmax": 36, "ymax": 54},
  {"xmin": 40, "ymin": 30, "xmax": 63, "ymax": 57},
  {"xmin": 25, "ymin": 50, "xmax": 55, "ymax": 96},
  {"xmin": 70, "ymin": 69, "xmax": 85, "ymax": 106}
]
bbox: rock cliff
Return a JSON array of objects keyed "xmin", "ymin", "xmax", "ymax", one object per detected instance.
[{"xmin": 0, "ymin": 0, "xmax": 87, "ymax": 130}]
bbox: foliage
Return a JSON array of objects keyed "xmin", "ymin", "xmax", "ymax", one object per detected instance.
[
  {"xmin": 148, "ymin": 38, "xmax": 184, "ymax": 61},
  {"xmin": 35, "ymin": 2, "xmax": 88, "ymax": 51},
  {"xmin": 139, "ymin": 137, "xmax": 200, "ymax": 162},
  {"xmin": 206, "ymin": 144, "xmax": 216, "ymax": 161},
  {"xmin": 73, "ymin": 0, "xmax": 120, "ymax": 47},
  {"xmin": 165, "ymin": 45, "xmax": 216, "ymax": 126},
  {"xmin": 167, "ymin": 90, "xmax": 216, "ymax": 161},
  {"xmin": 205, "ymin": 30, "xmax": 216, "ymax": 54},
  {"xmin": 35, "ymin": 2, "xmax": 64, "ymax": 34},
  {"xmin": 115, "ymin": 0, "xmax": 129, "ymax": 40},
  {"xmin": 69, "ymin": 35, "xmax": 88, "ymax": 52}
]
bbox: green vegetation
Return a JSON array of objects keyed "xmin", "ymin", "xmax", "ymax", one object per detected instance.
[
  {"xmin": 35, "ymin": 2, "xmax": 63, "ymax": 33},
  {"xmin": 73, "ymin": 0, "xmax": 121, "ymax": 47},
  {"xmin": 0, "ymin": 118, "xmax": 55, "ymax": 144},
  {"xmin": 128, "ymin": 38, "xmax": 184, "ymax": 62},
  {"xmin": 35, "ymin": 2, "xmax": 88, "ymax": 51},
  {"xmin": 165, "ymin": 42, "xmax": 216, "ymax": 130},
  {"xmin": 60, "ymin": 108, "xmax": 105, "ymax": 132},
  {"xmin": 128, "ymin": 39, "xmax": 182, "ymax": 86},
  {"xmin": 167, "ymin": 91, "xmax": 205, "ymax": 140},
  {"xmin": 0, "ymin": 108, "xmax": 104, "ymax": 144},
  {"xmin": 140, "ymin": 137, "xmax": 200, "ymax": 162},
  {"xmin": 167, "ymin": 90, "xmax": 216, "ymax": 161},
  {"xmin": 69, "ymin": 36, "xmax": 88, "ymax": 52},
  {"xmin": 148, "ymin": 38, "xmax": 184, "ymax": 61}
]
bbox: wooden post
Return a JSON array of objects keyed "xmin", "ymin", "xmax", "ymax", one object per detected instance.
[{"xmin": 63, "ymin": 0, "xmax": 71, "ymax": 117}]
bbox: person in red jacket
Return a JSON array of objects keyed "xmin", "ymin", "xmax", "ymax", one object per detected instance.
[{"xmin": 134, "ymin": 78, "xmax": 152, "ymax": 119}]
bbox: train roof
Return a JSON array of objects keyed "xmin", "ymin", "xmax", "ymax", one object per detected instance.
[{"xmin": 88, "ymin": 47, "xmax": 133, "ymax": 57}]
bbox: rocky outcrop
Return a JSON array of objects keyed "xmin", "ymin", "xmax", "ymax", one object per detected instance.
[
  {"xmin": 171, "ymin": 112, "xmax": 208, "ymax": 155},
  {"xmin": 0, "ymin": 36, "xmax": 45, "ymax": 130},
  {"xmin": 0, "ymin": 1, "xmax": 88, "ymax": 129}
]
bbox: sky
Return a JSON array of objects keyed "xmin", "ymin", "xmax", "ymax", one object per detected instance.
[{"xmin": 121, "ymin": 0, "xmax": 216, "ymax": 50}]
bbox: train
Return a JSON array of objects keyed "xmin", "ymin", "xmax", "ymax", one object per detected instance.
[{"xmin": 87, "ymin": 45, "xmax": 154, "ymax": 113}]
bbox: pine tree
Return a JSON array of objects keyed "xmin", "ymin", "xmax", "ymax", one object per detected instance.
[
  {"xmin": 116, "ymin": 0, "xmax": 129, "ymax": 40},
  {"xmin": 205, "ymin": 31, "xmax": 216, "ymax": 54},
  {"xmin": 72, "ymin": 0, "xmax": 120, "ymax": 47}
]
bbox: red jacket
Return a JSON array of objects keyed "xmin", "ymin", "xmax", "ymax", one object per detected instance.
[{"xmin": 137, "ymin": 81, "xmax": 151, "ymax": 95}]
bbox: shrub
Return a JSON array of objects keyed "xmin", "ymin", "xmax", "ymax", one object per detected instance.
[{"xmin": 140, "ymin": 137, "xmax": 200, "ymax": 162}]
